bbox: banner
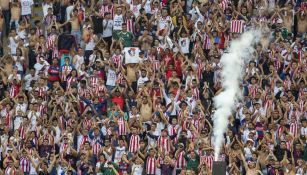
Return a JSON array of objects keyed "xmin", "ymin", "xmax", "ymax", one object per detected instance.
[{"xmin": 124, "ymin": 47, "xmax": 140, "ymax": 64}]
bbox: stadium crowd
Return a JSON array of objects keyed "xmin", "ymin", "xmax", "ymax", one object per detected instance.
[{"xmin": 0, "ymin": 0, "xmax": 306, "ymax": 174}]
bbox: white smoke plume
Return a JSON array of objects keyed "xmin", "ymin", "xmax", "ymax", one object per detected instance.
[{"xmin": 213, "ymin": 30, "xmax": 262, "ymax": 161}]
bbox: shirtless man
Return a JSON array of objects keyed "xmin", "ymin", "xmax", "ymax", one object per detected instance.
[
  {"xmin": 61, "ymin": 8, "xmax": 81, "ymax": 44},
  {"xmin": 0, "ymin": 0, "xmax": 10, "ymax": 36},
  {"xmin": 240, "ymin": 152, "xmax": 260, "ymax": 175},
  {"xmin": 280, "ymin": 4, "xmax": 294, "ymax": 33},
  {"xmin": 297, "ymin": 11, "xmax": 306, "ymax": 34},
  {"xmin": 10, "ymin": 0, "xmax": 21, "ymax": 29},
  {"xmin": 123, "ymin": 64, "xmax": 138, "ymax": 87},
  {"xmin": 138, "ymin": 93, "xmax": 152, "ymax": 122}
]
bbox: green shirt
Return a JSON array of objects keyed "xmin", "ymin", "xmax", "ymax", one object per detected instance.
[
  {"xmin": 100, "ymin": 162, "xmax": 119, "ymax": 175},
  {"xmin": 184, "ymin": 152, "xmax": 200, "ymax": 172},
  {"xmin": 118, "ymin": 31, "xmax": 134, "ymax": 47}
]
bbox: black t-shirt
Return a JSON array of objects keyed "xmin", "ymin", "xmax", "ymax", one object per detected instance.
[
  {"xmin": 92, "ymin": 16, "xmax": 104, "ymax": 34},
  {"xmin": 0, "ymin": 80, "xmax": 7, "ymax": 100}
]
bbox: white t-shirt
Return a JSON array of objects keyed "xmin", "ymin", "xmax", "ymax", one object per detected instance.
[
  {"xmin": 24, "ymin": 74, "xmax": 38, "ymax": 90},
  {"xmin": 113, "ymin": 14, "xmax": 123, "ymax": 30},
  {"xmin": 158, "ymin": 16, "xmax": 172, "ymax": 30},
  {"xmin": 106, "ymin": 68, "xmax": 117, "ymax": 86},
  {"xmin": 132, "ymin": 164, "xmax": 143, "ymax": 175},
  {"xmin": 21, "ymin": 0, "xmax": 34, "ymax": 16},
  {"xmin": 66, "ymin": 5, "xmax": 74, "ymax": 21},
  {"xmin": 13, "ymin": 116, "xmax": 24, "ymax": 131},
  {"xmin": 114, "ymin": 146, "xmax": 126, "ymax": 163},
  {"xmin": 73, "ymin": 55, "xmax": 84, "ymax": 70},
  {"xmin": 147, "ymin": 131, "xmax": 158, "ymax": 149},
  {"xmin": 42, "ymin": 3, "xmax": 53, "ymax": 17},
  {"xmin": 9, "ymin": 36, "xmax": 19, "ymax": 55},
  {"xmin": 13, "ymin": 56, "xmax": 25, "ymax": 72},
  {"xmin": 85, "ymin": 36, "xmax": 96, "ymax": 51},
  {"xmin": 143, "ymin": 0, "xmax": 152, "ymax": 14},
  {"xmin": 34, "ymin": 61, "xmax": 50, "ymax": 76},
  {"xmin": 29, "ymin": 157, "xmax": 39, "ymax": 175},
  {"xmin": 137, "ymin": 76, "xmax": 149, "ymax": 87},
  {"xmin": 28, "ymin": 111, "xmax": 40, "ymax": 127},
  {"xmin": 178, "ymin": 37, "xmax": 190, "ymax": 54},
  {"xmin": 7, "ymin": 74, "xmax": 21, "ymax": 83},
  {"xmin": 130, "ymin": 4, "xmax": 142, "ymax": 18},
  {"xmin": 102, "ymin": 19, "xmax": 113, "ymax": 37},
  {"xmin": 301, "ymin": 127, "xmax": 307, "ymax": 136},
  {"xmin": 15, "ymin": 103, "xmax": 28, "ymax": 114}
]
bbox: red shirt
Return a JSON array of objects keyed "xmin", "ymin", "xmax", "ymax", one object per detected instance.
[
  {"xmin": 112, "ymin": 96, "xmax": 124, "ymax": 109},
  {"xmin": 174, "ymin": 59, "xmax": 183, "ymax": 78}
]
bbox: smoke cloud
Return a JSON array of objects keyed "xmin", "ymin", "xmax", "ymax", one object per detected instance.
[{"xmin": 213, "ymin": 30, "xmax": 262, "ymax": 160}]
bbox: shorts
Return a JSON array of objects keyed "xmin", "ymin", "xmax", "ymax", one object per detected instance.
[{"xmin": 71, "ymin": 30, "xmax": 82, "ymax": 44}]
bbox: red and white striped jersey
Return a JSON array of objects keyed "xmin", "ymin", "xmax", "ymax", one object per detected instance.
[
  {"xmin": 59, "ymin": 115, "xmax": 66, "ymax": 129},
  {"xmin": 83, "ymin": 119, "xmax": 92, "ymax": 130},
  {"xmin": 203, "ymin": 34, "xmax": 211, "ymax": 50},
  {"xmin": 175, "ymin": 151, "xmax": 186, "ymax": 169},
  {"xmin": 230, "ymin": 20, "xmax": 245, "ymax": 33},
  {"xmin": 19, "ymin": 126, "xmax": 27, "ymax": 140},
  {"xmin": 201, "ymin": 155, "xmax": 214, "ymax": 172},
  {"xmin": 168, "ymin": 124, "xmax": 179, "ymax": 136},
  {"xmin": 20, "ymin": 157, "xmax": 30, "ymax": 173},
  {"xmin": 89, "ymin": 76, "xmax": 99, "ymax": 87},
  {"xmin": 277, "ymin": 125, "xmax": 285, "ymax": 139},
  {"xmin": 61, "ymin": 65, "xmax": 73, "ymax": 81},
  {"xmin": 264, "ymin": 100, "xmax": 275, "ymax": 111},
  {"xmin": 146, "ymin": 156, "xmax": 156, "ymax": 175},
  {"xmin": 5, "ymin": 111, "xmax": 12, "ymax": 129},
  {"xmin": 95, "ymin": 85, "xmax": 107, "ymax": 95},
  {"xmin": 35, "ymin": 86, "xmax": 48, "ymax": 98},
  {"xmin": 46, "ymin": 34, "xmax": 57, "ymax": 50},
  {"xmin": 36, "ymin": 27, "xmax": 43, "ymax": 37},
  {"xmin": 290, "ymin": 122, "xmax": 298, "ymax": 138},
  {"xmin": 219, "ymin": 0, "xmax": 229, "ymax": 11},
  {"xmin": 192, "ymin": 116, "xmax": 202, "ymax": 132},
  {"xmin": 118, "ymin": 117, "xmax": 127, "ymax": 135},
  {"xmin": 79, "ymin": 135, "xmax": 89, "ymax": 148},
  {"xmin": 60, "ymin": 143, "xmax": 68, "ymax": 153},
  {"xmin": 299, "ymin": 100, "xmax": 305, "ymax": 113},
  {"xmin": 157, "ymin": 136, "xmax": 170, "ymax": 153},
  {"xmin": 283, "ymin": 79, "xmax": 291, "ymax": 90},
  {"xmin": 9, "ymin": 84, "xmax": 21, "ymax": 98},
  {"xmin": 112, "ymin": 54, "xmax": 123, "ymax": 69},
  {"xmin": 248, "ymin": 85, "xmax": 258, "ymax": 98},
  {"xmin": 196, "ymin": 61, "xmax": 205, "ymax": 80},
  {"xmin": 38, "ymin": 104, "xmax": 47, "ymax": 115},
  {"xmin": 129, "ymin": 134, "xmax": 140, "ymax": 153},
  {"xmin": 92, "ymin": 142, "xmax": 102, "ymax": 155},
  {"xmin": 192, "ymin": 87, "xmax": 200, "ymax": 100},
  {"xmin": 152, "ymin": 59, "xmax": 160, "ymax": 72},
  {"xmin": 286, "ymin": 140, "xmax": 293, "ymax": 150},
  {"xmin": 78, "ymin": 88, "xmax": 91, "ymax": 97},
  {"xmin": 99, "ymin": 5, "xmax": 114, "ymax": 17},
  {"xmin": 126, "ymin": 18, "xmax": 135, "ymax": 33},
  {"xmin": 67, "ymin": 76, "xmax": 78, "ymax": 89},
  {"xmin": 5, "ymin": 167, "xmax": 16, "ymax": 175}
]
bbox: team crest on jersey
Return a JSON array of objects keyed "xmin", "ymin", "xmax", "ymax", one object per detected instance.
[{"xmin": 128, "ymin": 48, "xmax": 136, "ymax": 57}]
